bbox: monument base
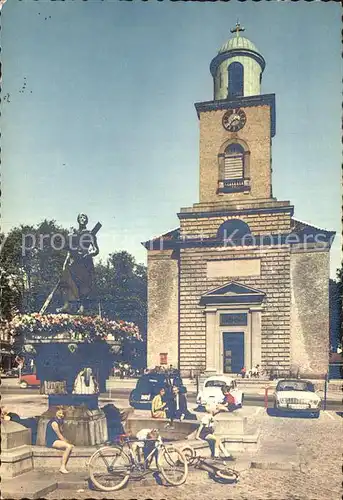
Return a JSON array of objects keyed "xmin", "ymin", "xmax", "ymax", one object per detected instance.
[
  {"xmin": 0, "ymin": 421, "xmax": 34, "ymax": 478},
  {"xmin": 36, "ymin": 404, "xmax": 108, "ymax": 446}
]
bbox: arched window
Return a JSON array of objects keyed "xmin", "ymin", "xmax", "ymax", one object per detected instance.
[
  {"xmin": 224, "ymin": 143, "xmax": 244, "ymax": 180},
  {"xmin": 228, "ymin": 62, "xmax": 244, "ymax": 99},
  {"xmin": 217, "ymin": 219, "xmax": 251, "ymax": 241}
]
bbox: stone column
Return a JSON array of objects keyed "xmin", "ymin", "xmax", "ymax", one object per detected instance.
[
  {"xmin": 204, "ymin": 308, "xmax": 218, "ymax": 374},
  {"xmin": 250, "ymin": 307, "xmax": 262, "ymax": 368}
]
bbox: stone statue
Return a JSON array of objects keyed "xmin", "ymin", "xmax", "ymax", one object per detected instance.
[
  {"xmin": 56, "ymin": 213, "xmax": 100, "ymax": 314},
  {"xmin": 72, "ymin": 367, "xmax": 99, "ymax": 395}
]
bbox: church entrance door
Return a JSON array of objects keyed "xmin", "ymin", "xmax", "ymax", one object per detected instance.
[{"xmin": 223, "ymin": 332, "xmax": 244, "ymax": 374}]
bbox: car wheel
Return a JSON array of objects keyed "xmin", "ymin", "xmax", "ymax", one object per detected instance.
[
  {"xmin": 311, "ymin": 411, "xmax": 320, "ymax": 419},
  {"xmin": 20, "ymin": 381, "xmax": 28, "ymax": 389}
]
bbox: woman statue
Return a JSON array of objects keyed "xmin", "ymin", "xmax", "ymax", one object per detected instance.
[{"xmin": 57, "ymin": 213, "xmax": 99, "ymax": 314}]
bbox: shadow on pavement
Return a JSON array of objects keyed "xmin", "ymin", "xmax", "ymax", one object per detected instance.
[{"xmin": 266, "ymin": 408, "xmax": 319, "ymax": 419}]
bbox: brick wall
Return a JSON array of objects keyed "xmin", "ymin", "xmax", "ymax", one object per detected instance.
[
  {"xmin": 179, "ymin": 209, "xmax": 292, "ymax": 238},
  {"xmin": 199, "ymin": 106, "xmax": 272, "ymax": 203}
]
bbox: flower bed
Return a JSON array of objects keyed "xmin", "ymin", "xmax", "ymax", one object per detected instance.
[{"xmin": 0, "ymin": 312, "xmax": 142, "ymax": 343}]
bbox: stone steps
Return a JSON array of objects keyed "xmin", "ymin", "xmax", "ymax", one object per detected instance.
[{"xmin": 1, "ymin": 471, "xmax": 58, "ymax": 499}]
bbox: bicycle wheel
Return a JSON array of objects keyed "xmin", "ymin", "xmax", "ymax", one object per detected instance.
[
  {"xmin": 158, "ymin": 446, "xmax": 188, "ymax": 486},
  {"xmin": 216, "ymin": 465, "xmax": 239, "ymax": 482},
  {"xmin": 88, "ymin": 445, "xmax": 131, "ymax": 491},
  {"xmin": 180, "ymin": 446, "xmax": 196, "ymax": 465}
]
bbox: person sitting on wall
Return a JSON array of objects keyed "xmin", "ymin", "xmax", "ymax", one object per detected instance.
[
  {"xmin": 195, "ymin": 404, "xmax": 233, "ymax": 460},
  {"xmin": 151, "ymin": 388, "xmax": 167, "ymax": 419},
  {"xmin": 45, "ymin": 407, "xmax": 74, "ymax": 474},
  {"xmin": 165, "ymin": 385, "xmax": 189, "ymax": 428},
  {"xmin": 217, "ymin": 385, "xmax": 237, "ymax": 412}
]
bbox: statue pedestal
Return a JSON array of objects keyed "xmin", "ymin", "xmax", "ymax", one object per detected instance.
[
  {"xmin": 36, "ymin": 404, "xmax": 108, "ymax": 447},
  {"xmin": 1, "ymin": 421, "xmax": 33, "ymax": 478},
  {"xmin": 48, "ymin": 393, "xmax": 99, "ymax": 410}
]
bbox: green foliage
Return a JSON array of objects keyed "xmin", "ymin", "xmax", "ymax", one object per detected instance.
[
  {"xmin": 94, "ymin": 251, "xmax": 147, "ymax": 340},
  {"xmin": 0, "ymin": 221, "xmax": 68, "ymax": 312}
]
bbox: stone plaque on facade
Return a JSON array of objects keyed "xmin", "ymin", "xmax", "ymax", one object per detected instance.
[{"xmin": 207, "ymin": 258, "xmax": 261, "ymax": 278}]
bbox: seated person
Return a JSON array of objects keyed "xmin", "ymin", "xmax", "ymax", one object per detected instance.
[
  {"xmin": 217, "ymin": 385, "xmax": 237, "ymax": 412},
  {"xmin": 45, "ymin": 407, "xmax": 74, "ymax": 474},
  {"xmin": 166, "ymin": 385, "xmax": 189, "ymax": 428},
  {"xmin": 135, "ymin": 428, "xmax": 161, "ymax": 466},
  {"xmin": 195, "ymin": 404, "xmax": 232, "ymax": 459},
  {"xmin": 151, "ymin": 388, "xmax": 167, "ymax": 419}
]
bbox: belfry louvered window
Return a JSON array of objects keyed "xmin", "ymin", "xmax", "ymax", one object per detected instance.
[{"xmin": 224, "ymin": 143, "xmax": 244, "ymax": 180}]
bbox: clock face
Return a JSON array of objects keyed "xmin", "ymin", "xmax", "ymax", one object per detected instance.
[{"xmin": 222, "ymin": 108, "xmax": 246, "ymax": 132}]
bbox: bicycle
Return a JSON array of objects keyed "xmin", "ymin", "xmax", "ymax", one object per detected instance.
[
  {"xmin": 88, "ymin": 433, "xmax": 188, "ymax": 491},
  {"xmin": 181, "ymin": 445, "xmax": 239, "ymax": 483}
]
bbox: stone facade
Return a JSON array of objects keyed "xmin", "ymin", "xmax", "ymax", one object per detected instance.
[
  {"xmin": 178, "ymin": 244, "xmax": 291, "ymax": 374},
  {"xmin": 147, "ymin": 250, "xmax": 179, "ymax": 368},
  {"xmin": 290, "ymin": 250, "xmax": 330, "ymax": 378}
]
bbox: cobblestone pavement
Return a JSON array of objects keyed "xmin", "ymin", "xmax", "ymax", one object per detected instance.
[{"xmin": 45, "ymin": 410, "xmax": 342, "ymax": 500}]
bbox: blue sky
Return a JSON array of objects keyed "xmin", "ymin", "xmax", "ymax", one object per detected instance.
[{"xmin": 1, "ymin": 0, "xmax": 341, "ymax": 277}]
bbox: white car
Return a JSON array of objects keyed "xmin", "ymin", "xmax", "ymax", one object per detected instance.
[
  {"xmin": 196, "ymin": 375, "xmax": 244, "ymax": 409},
  {"xmin": 273, "ymin": 379, "xmax": 321, "ymax": 418}
]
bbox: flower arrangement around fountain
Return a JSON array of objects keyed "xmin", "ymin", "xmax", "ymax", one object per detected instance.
[{"xmin": 0, "ymin": 312, "xmax": 142, "ymax": 344}]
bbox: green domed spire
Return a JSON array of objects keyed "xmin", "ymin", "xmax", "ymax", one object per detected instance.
[{"xmin": 210, "ymin": 22, "xmax": 265, "ymax": 101}]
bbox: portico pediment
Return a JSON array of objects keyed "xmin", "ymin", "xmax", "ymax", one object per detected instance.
[{"xmin": 200, "ymin": 281, "xmax": 265, "ymax": 305}]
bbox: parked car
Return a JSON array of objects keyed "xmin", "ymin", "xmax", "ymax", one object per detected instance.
[
  {"xmin": 273, "ymin": 379, "xmax": 321, "ymax": 418},
  {"xmin": 196, "ymin": 375, "xmax": 244, "ymax": 409},
  {"xmin": 2, "ymin": 368, "xmax": 19, "ymax": 378},
  {"xmin": 129, "ymin": 371, "xmax": 187, "ymax": 410},
  {"xmin": 19, "ymin": 372, "xmax": 40, "ymax": 389}
]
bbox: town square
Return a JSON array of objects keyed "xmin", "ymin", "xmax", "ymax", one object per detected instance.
[{"xmin": 0, "ymin": 1, "xmax": 342, "ymax": 500}]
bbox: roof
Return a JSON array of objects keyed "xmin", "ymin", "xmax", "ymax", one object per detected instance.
[
  {"xmin": 291, "ymin": 219, "xmax": 335, "ymax": 237},
  {"xmin": 141, "ymin": 228, "xmax": 180, "ymax": 249},
  {"xmin": 218, "ymin": 36, "xmax": 260, "ymax": 55},
  {"xmin": 142, "ymin": 218, "xmax": 335, "ymax": 251}
]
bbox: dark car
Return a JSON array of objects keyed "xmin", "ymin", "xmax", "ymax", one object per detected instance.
[
  {"xmin": 129, "ymin": 372, "xmax": 187, "ymax": 410},
  {"xmin": 2, "ymin": 368, "xmax": 19, "ymax": 378}
]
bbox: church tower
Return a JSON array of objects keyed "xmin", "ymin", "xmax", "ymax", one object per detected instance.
[
  {"xmin": 144, "ymin": 24, "xmax": 333, "ymax": 381},
  {"xmin": 196, "ymin": 22, "xmax": 275, "ymax": 202}
]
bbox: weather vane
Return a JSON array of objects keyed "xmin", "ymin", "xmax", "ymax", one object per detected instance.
[{"xmin": 230, "ymin": 20, "xmax": 245, "ymax": 38}]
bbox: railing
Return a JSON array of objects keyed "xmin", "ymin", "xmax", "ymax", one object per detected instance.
[{"xmin": 223, "ymin": 178, "xmax": 245, "ymax": 188}]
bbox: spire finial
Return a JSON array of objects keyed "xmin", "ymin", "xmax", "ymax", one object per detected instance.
[{"xmin": 230, "ymin": 20, "xmax": 245, "ymax": 38}]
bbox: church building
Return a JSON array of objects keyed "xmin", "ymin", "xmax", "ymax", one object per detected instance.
[{"xmin": 143, "ymin": 25, "xmax": 335, "ymax": 379}]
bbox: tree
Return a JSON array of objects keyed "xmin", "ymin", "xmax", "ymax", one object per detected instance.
[
  {"xmin": 94, "ymin": 251, "xmax": 147, "ymax": 340},
  {"xmin": 0, "ymin": 221, "xmax": 69, "ymax": 313}
]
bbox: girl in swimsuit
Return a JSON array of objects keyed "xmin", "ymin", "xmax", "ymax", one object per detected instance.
[{"xmin": 45, "ymin": 408, "xmax": 74, "ymax": 474}]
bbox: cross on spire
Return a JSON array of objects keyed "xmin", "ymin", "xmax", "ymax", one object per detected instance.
[{"xmin": 230, "ymin": 20, "xmax": 245, "ymax": 38}]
